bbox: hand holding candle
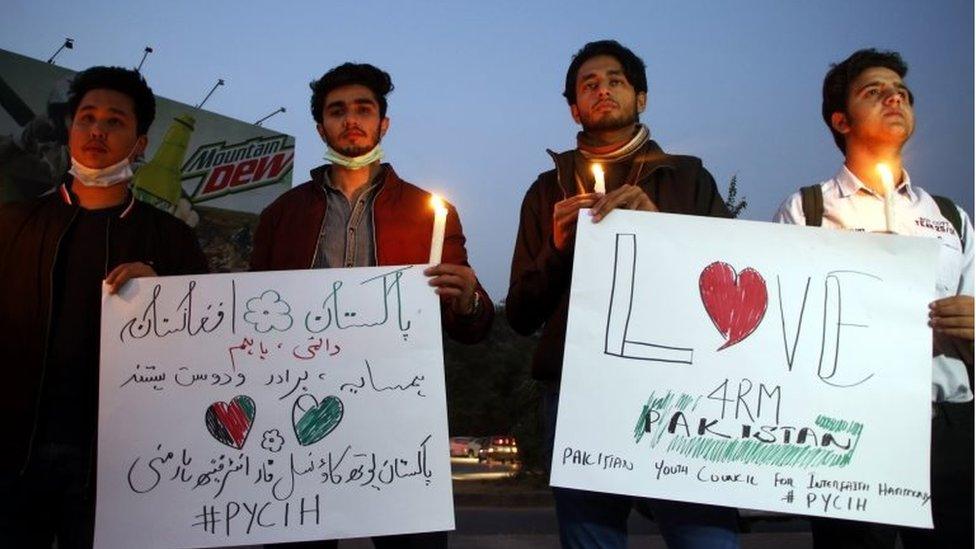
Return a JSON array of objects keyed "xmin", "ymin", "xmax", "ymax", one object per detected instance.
[
  {"xmin": 591, "ymin": 163, "xmax": 606, "ymax": 194},
  {"xmin": 424, "ymin": 192, "xmax": 480, "ymax": 315},
  {"xmin": 876, "ymin": 163, "xmax": 896, "ymax": 233},
  {"xmin": 429, "ymin": 194, "xmax": 448, "ymax": 264}
]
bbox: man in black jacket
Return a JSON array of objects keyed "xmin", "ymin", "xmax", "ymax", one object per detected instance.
[
  {"xmin": 0, "ymin": 66, "xmax": 208, "ymax": 548},
  {"xmin": 506, "ymin": 40, "xmax": 739, "ymax": 548}
]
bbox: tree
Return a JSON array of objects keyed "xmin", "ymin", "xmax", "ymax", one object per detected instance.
[
  {"xmin": 724, "ymin": 174, "xmax": 748, "ymax": 218},
  {"xmin": 443, "ymin": 304, "xmax": 546, "ymax": 473}
]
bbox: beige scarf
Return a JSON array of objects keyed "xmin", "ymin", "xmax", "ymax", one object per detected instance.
[{"xmin": 577, "ymin": 124, "xmax": 649, "ymax": 163}]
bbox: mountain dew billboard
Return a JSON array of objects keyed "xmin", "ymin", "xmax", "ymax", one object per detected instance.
[
  {"xmin": 182, "ymin": 134, "xmax": 293, "ymax": 203},
  {"xmin": 0, "ymin": 47, "xmax": 294, "ymax": 269}
]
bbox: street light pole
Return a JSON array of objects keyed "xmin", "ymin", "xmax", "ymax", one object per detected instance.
[
  {"xmin": 254, "ymin": 107, "xmax": 286, "ymax": 126},
  {"xmin": 196, "ymin": 79, "xmax": 225, "ymax": 109},
  {"xmin": 47, "ymin": 38, "xmax": 74, "ymax": 64},
  {"xmin": 136, "ymin": 46, "xmax": 154, "ymax": 73}
]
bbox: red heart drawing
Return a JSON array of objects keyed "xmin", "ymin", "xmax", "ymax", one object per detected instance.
[
  {"xmin": 699, "ymin": 262, "xmax": 768, "ymax": 351},
  {"xmin": 205, "ymin": 395, "xmax": 255, "ymax": 450}
]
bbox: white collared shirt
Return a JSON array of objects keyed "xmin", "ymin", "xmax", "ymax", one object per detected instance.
[{"xmin": 774, "ymin": 166, "xmax": 974, "ymax": 403}]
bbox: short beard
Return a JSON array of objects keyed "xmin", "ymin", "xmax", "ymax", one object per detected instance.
[
  {"xmin": 325, "ymin": 123, "xmax": 382, "ymax": 157},
  {"xmin": 581, "ymin": 108, "xmax": 639, "ymax": 133},
  {"xmin": 327, "ymin": 139, "xmax": 379, "ymax": 158}
]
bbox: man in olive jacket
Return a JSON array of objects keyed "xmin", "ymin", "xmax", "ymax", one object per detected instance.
[{"xmin": 506, "ymin": 40, "xmax": 739, "ymax": 549}]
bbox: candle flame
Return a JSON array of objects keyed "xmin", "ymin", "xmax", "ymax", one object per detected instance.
[
  {"xmin": 591, "ymin": 163, "xmax": 606, "ymax": 194},
  {"xmin": 875, "ymin": 163, "xmax": 895, "ymax": 196},
  {"xmin": 430, "ymin": 194, "xmax": 447, "ymax": 213}
]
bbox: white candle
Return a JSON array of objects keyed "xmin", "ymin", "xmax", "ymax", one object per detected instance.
[
  {"xmin": 429, "ymin": 194, "xmax": 448, "ymax": 264},
  {"xmin": 876, "ymin": 163, "xmax": 896, "ymax": 233},
  {"xmin": 591, "ymin": 163, "xmax": 606, "ymax": 194}
]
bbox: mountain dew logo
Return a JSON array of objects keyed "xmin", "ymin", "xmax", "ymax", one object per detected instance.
[{"xmin": 183, "ymin": 135, "xmax": 294, "ymax": 202}]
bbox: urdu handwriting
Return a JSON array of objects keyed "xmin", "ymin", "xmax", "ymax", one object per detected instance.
[
  {"xmin": 127, "ymin": 437, "xmax": 436, "ymax": 501},
  {"xmin": 118, "ymin": 281, "xmax": 229, "ymax": 343},
  {"xmin": 340, "ymin": 360, "xmax": 426, "ymax": 397}
]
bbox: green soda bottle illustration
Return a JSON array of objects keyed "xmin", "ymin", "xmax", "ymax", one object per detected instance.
[{"xmin": 132, "ymin": 114, "xmax": 195, "ymax": 214}]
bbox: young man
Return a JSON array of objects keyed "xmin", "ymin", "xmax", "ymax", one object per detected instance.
[
  {"xmin": 0, "ymin": 66, "xmax": 208, "ymax": 547},
  {"xmin": 774, "ymin": 48, "xmax": 974, "ymax": 548},
  {"xmin": 252, "ymin": 62, "xmax": 493, "ymax": 548},
  {"xmin": 506, "ymin": 40, "xmax": 740, "ymax": 549}
]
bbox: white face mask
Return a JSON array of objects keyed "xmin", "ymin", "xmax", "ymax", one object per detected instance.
[
  {"xmin": 324, "ymin": 144, "xmax": 383, "ymax": 170},
  {"xmin": 69, "ymin": 148, "xmax": 137, "ymax": 188}
]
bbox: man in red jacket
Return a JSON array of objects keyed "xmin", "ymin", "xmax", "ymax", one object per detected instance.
[{"xmin": 252, "ymin": 62, "xmax": 492, "ymax": 548}]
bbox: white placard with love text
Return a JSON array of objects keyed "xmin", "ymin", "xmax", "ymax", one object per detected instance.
[
  {"xmin": 95, "ymin": 266, "xmax": 451, "ymax": 548},
  {"xmin": 552, "ymin": 211, "xmax": 940, "ymax": 528}
]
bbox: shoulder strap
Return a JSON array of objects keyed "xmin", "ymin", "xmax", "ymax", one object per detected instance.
[
  {"xmin": 928, "ymin": 195, "xmax": 972, "ymax": 390},
  {"xmin": 800, "ymin": 185, "xmax": 823, "ymax": 227},
  {"xmin": 932, "ymin": 195, "xmax": 963, "ymax": 245}
]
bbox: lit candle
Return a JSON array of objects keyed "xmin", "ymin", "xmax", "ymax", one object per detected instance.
[
  {"xmin": 591, "ymin": 163, "xmax": 606, "ymax": 194},
  {"xmin": 429, "ymin": 194, "xmax": 448, "ymax": 264},
  {"xmin": 876, "ymin": 163, "xmax": 896, "ymax": 233}
]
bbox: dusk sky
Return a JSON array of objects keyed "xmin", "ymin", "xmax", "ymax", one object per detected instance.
[{"xmin": 3, "ymin": 0, "xmax": 972, "ymax": 299}]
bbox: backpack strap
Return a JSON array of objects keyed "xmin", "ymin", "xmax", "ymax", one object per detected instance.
[
  {"xmin": 931, "ymin": 195, "xmax": 964, "ymax": 246},
  {"xmin": 929, "ymin": 195, "xmax": 972, "ymax": 389},
  {"xmin": 800, "ymin": 185, "xmax": 823, "ymax": 227}
]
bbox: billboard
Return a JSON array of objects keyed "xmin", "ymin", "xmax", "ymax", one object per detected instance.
[{"xmin": 0, "ymin": 48, "xmax": 295, "ymax": 270}]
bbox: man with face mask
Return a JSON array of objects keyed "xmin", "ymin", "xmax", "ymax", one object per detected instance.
[
  {"xmin": 506, "ymin": 40, "xmax": 740, "ymax": 548},
  {"xmin": 252, "ymin": 62, "xmax": 492, "ymax": 549},
  {"xmin": 0, "ymin": 66, "xmax": 208, "ymax": 547}
]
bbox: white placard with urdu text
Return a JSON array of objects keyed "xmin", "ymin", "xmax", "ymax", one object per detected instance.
[{"xmin": 96, "ymin": 266, "xmax": 452, "ymax": 548}]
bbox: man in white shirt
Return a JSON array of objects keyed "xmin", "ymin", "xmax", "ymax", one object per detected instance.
[{"xmin": 774, "ymin": 48, "xmax": 973, "ymax": 549}]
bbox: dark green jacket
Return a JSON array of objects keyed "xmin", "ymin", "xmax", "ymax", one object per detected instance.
[{"xmin": 505, "ymin": 140, "xmax": 730, "ymax": 382}]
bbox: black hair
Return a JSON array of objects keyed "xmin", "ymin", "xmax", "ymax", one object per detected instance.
[
  {"xmin": 67, "ymin": 66, "xmax": 156, "ymax": 136},
  {"xmin": 563, "ymin": 40, "xmax": 647, "ymax": 105},
  {"xmin": 822, "ymin": 48, "xmax": 913, "ymax": 153},
  {"xmin": 309, "ymin": 63, "xmax": 394, "ymax": 123}
]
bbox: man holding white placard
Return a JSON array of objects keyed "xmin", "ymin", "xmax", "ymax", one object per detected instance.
[
  {"xmin": 506, "ymin": 40, "xmax": 739, "ymax": 548},
  {"xmin": 774, "ymin": 48, "xmax": 974, "ymax": 549},
  {"xmin": 252, "ymin": 62, "xmax": 493, "ymax": 548},
  {"xmin": 0, "ymin": 66, "xmax": 208, "ymax": 548}
]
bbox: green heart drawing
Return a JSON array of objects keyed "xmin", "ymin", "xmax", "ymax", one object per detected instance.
[{"xmin": 292, "ymin": 394, "xmax": 344, "ymax": 446}]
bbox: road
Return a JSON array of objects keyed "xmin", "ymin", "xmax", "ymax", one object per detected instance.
[
  {"xmin": 232, "ymin": 457, "xmax": 825, "ymax": 548},
  {"xmin": 324, "ymin": 507, "xmax": 815, "ymax": 548},
  {"xmin": 451, "ymin": 455, "xmax": 520, "ymax": 480}
]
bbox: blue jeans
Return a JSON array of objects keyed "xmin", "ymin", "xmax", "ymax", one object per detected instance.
[{"xmin": 542, "ymin": 385, "xmax": 740, "ymax": 549}]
